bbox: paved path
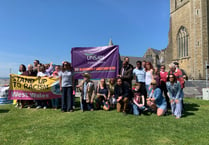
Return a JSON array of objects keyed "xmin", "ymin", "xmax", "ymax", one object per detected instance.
[{"xmin": 184, "ymin": 80, "xmax": 207, "ymax": 98}]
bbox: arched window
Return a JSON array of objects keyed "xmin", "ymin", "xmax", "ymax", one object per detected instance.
[{"xmin": 177, "ymin": 26, "xmax": 189, "ymax": 58}]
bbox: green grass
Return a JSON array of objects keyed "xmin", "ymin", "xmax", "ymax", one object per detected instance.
[{"xmin": 0, "ymin": 98, "xmax": 209, "ymax": 145}]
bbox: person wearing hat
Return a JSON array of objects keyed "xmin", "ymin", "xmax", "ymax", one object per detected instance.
[
  {"xmin": 173, "ymin": 62, "xmax": 188, "ymax": 81},
  {"xmin": 77, "ymin": 72, "xmax": 95, "ymax": 111},
  {"xmin": 146, "ymin": 79, "xmax": 167, "ymax": 116}
]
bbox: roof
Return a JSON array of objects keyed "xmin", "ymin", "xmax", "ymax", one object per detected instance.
[
  {"xmin": 120, "ymin": 56, "xmax": 152, "ymax": 67},
  {"xmin": 149, "ymin": 48, "xmax": 161, "ymax": 55}
]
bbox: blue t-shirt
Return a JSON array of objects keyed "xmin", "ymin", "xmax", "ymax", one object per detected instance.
[{"xmin": 133, "ymin": 68, "xmax": 146, "ymax": 83}]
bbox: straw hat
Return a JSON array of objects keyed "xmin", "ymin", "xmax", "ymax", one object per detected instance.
[{"xmin": 82, "ymin": 73, "xmax": 90, "ymax": 79}]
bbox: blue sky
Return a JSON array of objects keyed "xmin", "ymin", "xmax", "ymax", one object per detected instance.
[{"xmin": 0, "ymin": 0, "xmax": 170, "ymax": 77}]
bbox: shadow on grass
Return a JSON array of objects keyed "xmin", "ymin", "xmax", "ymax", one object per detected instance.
[
  {"xmin": 0, "ymin": 109, "xmax": 10, "ymax": 113},
  {"xmin": 182, "ymin": 102, "xmax": 200, "ymax": 118}
]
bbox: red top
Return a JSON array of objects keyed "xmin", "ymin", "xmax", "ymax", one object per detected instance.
[
  {"xmin": 174, "ymin": 69, "xmax": 185, "ymax": 88},
  {"xmin": 160, "ymin": 71, "xmax": 168, "ymax": 83}
]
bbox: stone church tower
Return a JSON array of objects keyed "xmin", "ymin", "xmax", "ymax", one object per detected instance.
[{"xmin": 166, "ymin": 0, "xmax": 209, "ymax": 79}]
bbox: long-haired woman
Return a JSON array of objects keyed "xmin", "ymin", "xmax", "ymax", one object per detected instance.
[
  {"xmin": 145, "ymin": 61, "xmax": 153, "ymax": 91},
  {"xmin": 166, "ymin": 74, "xmax": 183, "ymax": 119},
  {"xmin": 59, "ymin": 61, "xmax": 74, "ymax": 112},
  {"xmin": 95, "ymin": 78, "xmax": 109, "ymax": 110}
]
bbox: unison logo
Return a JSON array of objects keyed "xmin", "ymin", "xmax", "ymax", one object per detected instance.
[{"xmin": 85, "ymin": 53, "xmax": 105, "ymax": 61}]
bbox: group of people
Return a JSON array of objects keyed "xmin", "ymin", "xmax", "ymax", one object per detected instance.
[
  {"xmin": 16, "ymin": 60, "xmax": 62, "ymax": 109},
  {"xmin": 115, "ymin": 57, "xmax": 186, "ymax": 118},
  {"xmin": 15, "ymin": 57, "xmax": 187, "ymax": 119}
]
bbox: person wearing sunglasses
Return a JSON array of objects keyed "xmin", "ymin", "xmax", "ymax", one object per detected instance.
[{"xmin": 146, "ymin": 79, "xmax": 167, "ymax": 116}]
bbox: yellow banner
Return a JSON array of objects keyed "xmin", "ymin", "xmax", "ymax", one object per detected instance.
[{"xmin": 9, "ymin": 74, "xmax": 59, "ymax": 92}]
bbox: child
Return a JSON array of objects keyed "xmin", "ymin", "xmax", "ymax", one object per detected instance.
[{"xmin": 132, "ymin": 83, "xmax": 146, "ymax": 115}]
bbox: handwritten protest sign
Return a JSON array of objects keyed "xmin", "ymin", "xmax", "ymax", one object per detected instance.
[{"xmin": 8, "ymin": 74, "xmax": 61, "ymax": 100}]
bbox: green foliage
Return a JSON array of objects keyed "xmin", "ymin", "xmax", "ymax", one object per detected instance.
[{"xmin": 0, "ymin": 98, "xmax": 209, "ymax": 145}]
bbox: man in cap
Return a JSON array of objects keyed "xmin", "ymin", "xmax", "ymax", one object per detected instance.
[
  {"xmin": 77, "ymin": 73, "xmax": 95, "ymax": 111},
  {"xmin": 173, "ymin": 62, "xmax": 188, "ymax": 81}
]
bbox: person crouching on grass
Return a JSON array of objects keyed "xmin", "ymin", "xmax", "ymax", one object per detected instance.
[
  {"xmin": 166, "ymin": 74, "xmax": 183, "ymax": 119},
  {"xmin": 132, "ymin": 83, "xmax": 146, "ymax": 115},
  {"xmin": 146, "ymin": 79, "xmax": 167, "ymax": 116},
  {"xmin": 76, "ymin": 73, "xmax": 95, "ymax": 112},
  {"xmin": 59, "ymin": 61, "xmax": 74, "ymax": 112},
  {"xmin": 95, "ymin": 78, "xmax": 110, "ymax": 111},
  {"xmin": 107, "ymin": 78, "xmax": 116, "ymax": 109},
  {"xmin": 114, "ymin": 77, "xmax": 130, "ymax": 115}
]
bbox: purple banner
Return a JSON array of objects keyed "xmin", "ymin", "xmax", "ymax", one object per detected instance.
[{"xmin": 71, "ymin": 45, "xmax": 119, "ymax": 79}]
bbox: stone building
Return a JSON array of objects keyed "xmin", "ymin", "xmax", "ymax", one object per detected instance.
[
  {"xmin": 165, "ymin": 0, "xmax": 209, "ymax": 79},
  {"xmin": 143, "ymin": 48, "xmax": 161, "ymax": 68}
]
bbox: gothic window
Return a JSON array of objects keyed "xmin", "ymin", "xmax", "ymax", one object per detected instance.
[{"xmin": 177, "ymin": 26, "xmax": 189, "ymax": 58}]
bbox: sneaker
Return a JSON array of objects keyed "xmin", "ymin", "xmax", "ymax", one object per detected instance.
[
  {"xmin": 43, "ymin": 106, "xmax": 47, "ymax": 109},
  {"xmin": 143, "ymin": 107, "xmax": 148, "ymax": 111},
  {"xmin": 36, "ymin": 106, "xmax": 41, "ymax": 109}
]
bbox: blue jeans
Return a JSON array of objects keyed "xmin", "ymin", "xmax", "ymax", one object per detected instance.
[
  {"xmin": 36, "ymin": 100, "xmax": 47, "ymax": 108},
  {"xmin": 81, "ymin": 99, "xmax": 93, "ymax": 111},
  {"xmin": 146, "ymin": 85, "xmax": 150, "ymax": 92},
  {"xmin": 132, "ymin": 104, "xmax": 145, "ymax": 115},
  {"xmin": 51, "ymin": 98, "xmax": 58, "ymax": 108},
  {"xmin": 171, "ymin": 100, "xmax": 182, "ymax": 118},
  {"xmin": 61, "ymin": 87, "xmax": 73, "ymax": 111}
]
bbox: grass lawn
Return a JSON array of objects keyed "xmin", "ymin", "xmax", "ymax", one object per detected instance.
[{"xmin": 0, "ymin": 98, "xmax": 209, "ymax": 145}]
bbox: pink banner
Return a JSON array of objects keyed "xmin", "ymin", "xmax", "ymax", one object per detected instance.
[{"xmin": 8, "ymin": 90, "xmax": 61, "ymax": 100}]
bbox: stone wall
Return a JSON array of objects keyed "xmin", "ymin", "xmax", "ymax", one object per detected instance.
[{"xmin": 165, "ymin": 0, "xmax": 209, "ymax": 79}]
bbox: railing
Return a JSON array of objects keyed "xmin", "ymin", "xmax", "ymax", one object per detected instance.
[{"xmin": 205, "ymin": 61, "xmax": 209, "ymax": 88}]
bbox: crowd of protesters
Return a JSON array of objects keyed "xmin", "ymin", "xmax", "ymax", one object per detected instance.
[{"xmin": 15, "ymin": 57, "xmax": 187, "ymax": 119}]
